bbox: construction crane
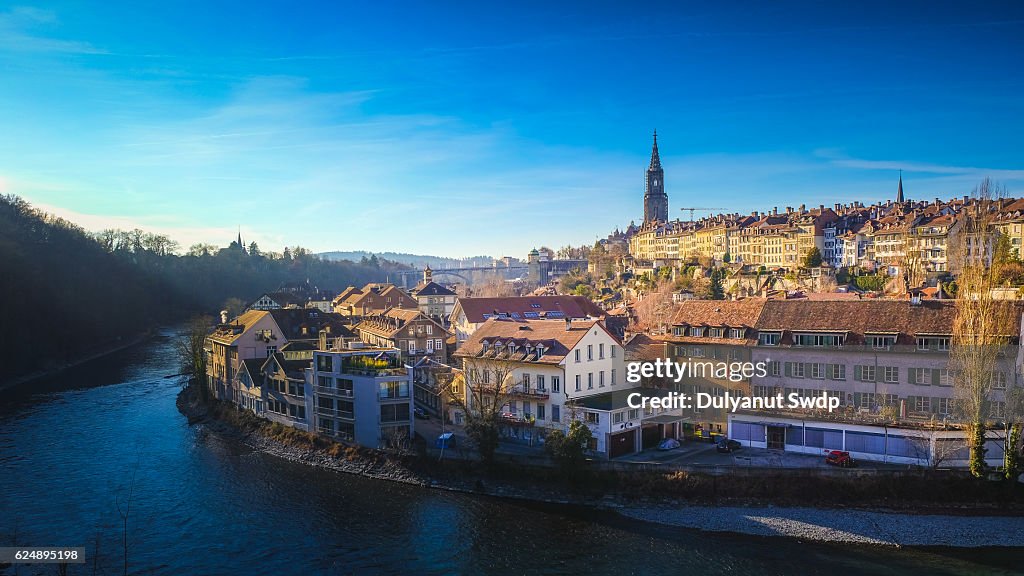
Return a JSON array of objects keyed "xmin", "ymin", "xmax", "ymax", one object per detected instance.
[{"xmin": 679, "ymin": 207, "xmax": 727, "ymax": 221}]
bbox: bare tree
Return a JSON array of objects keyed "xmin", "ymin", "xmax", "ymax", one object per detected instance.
[
  {"xmin": 950, "ymin": 179, "xmax": 1014, "ymax": 477},
  {"xmin": 115, "ymin": 463, "xmax": 139, "ymax": 576},
  {"xmin": 176, "ymin": 316, "xmax": 212, "ymax": 402},
  {"xmin": 633, "ymin": 279, "xmax": 676, "ymax": 333},
  {"xmin": 448, "ymin": 357, "xmax": 518, "ymax": 466}
]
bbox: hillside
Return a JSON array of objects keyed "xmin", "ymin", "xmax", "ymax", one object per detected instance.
[{"xmin": 0, "ymin": 195, "xmax": 406, "ymax": 384}]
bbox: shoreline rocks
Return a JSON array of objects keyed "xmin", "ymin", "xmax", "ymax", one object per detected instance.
[{"xmin": 176, "ymin": 387, "xmax": 1024, "ymax": 549}]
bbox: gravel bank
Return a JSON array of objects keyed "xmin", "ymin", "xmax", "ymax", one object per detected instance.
[{"xmin": 619, "ymin": 505, "xmax": 1024, "ymax": 547}]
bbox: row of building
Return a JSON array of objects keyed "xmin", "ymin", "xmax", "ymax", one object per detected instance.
[{"xmin": 627, "ymin": 133, "xmax": 1024, "ymax": 276}]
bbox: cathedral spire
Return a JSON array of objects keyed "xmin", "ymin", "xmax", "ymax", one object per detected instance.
[
  {"xmin": 896, "ymin": 170, "xmax": 904, "ymax": 203},
  {"xmin": 649, "ymin": 129, "xmax": 661, "ymax": 170},
  {"xmin": 237, "ymin": 227, "xmax": 243, "ymax": 247}
]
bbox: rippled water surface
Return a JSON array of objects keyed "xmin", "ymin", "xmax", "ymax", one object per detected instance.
[{"xmin": 1, "ymin": 330, "xmax": 1022, "ymax": 575}]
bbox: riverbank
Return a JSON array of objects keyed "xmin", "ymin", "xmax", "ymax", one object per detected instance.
[
  {"xmin": 0, "ymin": 330, "xmax": 154, "ymax": 392},
  {"xmin": 177, "ymin": 385, "xmax": 1024, "ymax": 548}
]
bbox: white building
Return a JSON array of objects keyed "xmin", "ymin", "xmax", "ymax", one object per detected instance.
[{"xmin": 453, "ymin": 318, "xmax": 683, "ymax": 458}]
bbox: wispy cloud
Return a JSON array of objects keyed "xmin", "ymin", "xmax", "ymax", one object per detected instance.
[{"xmin": 0, "ymin": 6, "xmax": 106, "ymax": 55}]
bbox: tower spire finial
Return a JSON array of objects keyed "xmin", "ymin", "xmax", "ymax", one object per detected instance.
[
  {"xmin": 897, "ymin": 170, "xmax": 904, "ymax": 203},
  {"xmin": 649, "ymin": 129, "xmax": 661, "ymax": 170}
]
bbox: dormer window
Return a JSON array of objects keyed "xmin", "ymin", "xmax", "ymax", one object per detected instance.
[
  {"xmin": 866, "ymin": 334, "xmax": 897, "ymax": 350},
  {"xmin": 689, "ymin": 327, "xmax": 704, "ymax": 337},
  {"xmin": 758, "ymin": 332, "xmax": 780, "ymax": 346},
  {"xmin": 673, "ymin": 326, "xmax": 685, "ymax": 336},
  {"xmin": 729, "ymin": 328, "xmax": 744, "ymax": 339}
]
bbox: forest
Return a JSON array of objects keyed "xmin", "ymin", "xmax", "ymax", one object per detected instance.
[{"xmin": 0, "ymin": 195, "xmax": 406, "ymax": 383}]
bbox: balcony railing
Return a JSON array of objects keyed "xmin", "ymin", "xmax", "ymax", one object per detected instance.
[
  {"xmin": 316, "ymin": 407, "xmax": 355, "ymax": 420},
  {"xmin": 315, "ymin": 386, "xmax": 354, "ymax": 397}
]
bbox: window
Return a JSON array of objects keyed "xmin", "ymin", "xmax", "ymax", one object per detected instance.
[
  {"xmin": 794, "ymin": 333, "xmax": 843, "ymax": 348},
  {"xmin": 316, "ymin": 355, "xmax": 334, "ymax": 372},
  {"xmin": 588, "ymin": 373, "xmax": 594, "ymax": 389},
  {"xmin": 709, "ymin": 328, "xmax": 723, "ymax": 338},
  {"xmin": 613, "ymin": 412, "xmax": 624, "ymax": 424},
  {"xmin": 317, "ymin": 375, "xmax": 332, "ymax": 388},
  {"xmin": 585, "ymin": 412, "xmax": 599, "ymax": 424},
  {"xmin": 628, "ymin": 408, "xmax": 639, "ymax": 420},
  {"xmin": 883, "ymin": 366, "xmax": 899, "ymax": 383},
  {"xmin": 380, "ymin": 403, "xmax": 409, "ymax": 423},
  {"xmin": 575, "ymin": 375, "xmax": 581, "ymax": 391},
  {"xmin": 759, "ymin": 332, "xmax": 780, "ymax": 346},
  {"xmin": 691, "ymin": 346, "xmax": 705, "ymax": 358},
  {"xmin": 587, "ymin": 345, "xmax": 593, "ymax": 361},
  {"xmin": 610, "ymin": 345, "xmax": 617, "ymax": 358},
  {"xmin": 769, "ymin": 361, "xmax": 780, "ymax": 377},
  {"xmin": 689, "ymin": 327, "xmax": 704, "ymax": 337},
  {"xmin": 912, "ymin": 368, "xmax": 930, "ymax": 385},
  {"xmin": 914, "ymin": 397, "xmax": 931, "ymax": 412},
  {"xmin": 730, "ymin": 328, "xmax": 744, "ymax": 339},
  {"xmin": 858, "ymin": 365, "xmax": 876, "ymax": 382},
  {"xmin": 552, "ymin": 376, "xmax": 560, "ymax": 393},
  {"xmin": 599, "ymin": 371, "xmax": 605, "ymax": 387},
  {"xmin": 379, "ymin": 380, "xmax": 410, "ymax": 399},
  {"xmin": 991, "ymin": 401, "xmax": 1006, "ymax": 419},
  {"xmin": 792, "ymin": 363, "xmax": 805, "ymax": 378},
  {"xmin": 575, "ymin": 350, "xmax": 581, "ymax": 363},
  {"xmin": 536, "ymin": 375, "xmax": 546, "ymax": 391},
  {"xmin": 599, "ymin": 343, "xmax": 605, "ymax": 359},
  {"xmin": 522, "ymin": 373, "xmax": 530, "ymax": 390},
  {"xmin": 426, "ymin": 324, "xmax": 433, "ymax": 335},
  {"xmin": 828, "ymin": 364, "xmax": 845, "ymax": 380},
  {"xmin": 809, "ymin": 363, "xmax": 825, "ymax": 379},
  {"xmin": 537, "ymin": 403, "xmax": 545, "ymax": 420},
  {"xmin": 867, "ymin": 335, "xmax": 895, "ymax": 350},
  {"xmin": 611, "ymin": 369, "xmax": 617, "ymax": 386},
  {"xmin": 338, "ymin": 378, "xmax": 353, "ymax": 396},
  {"xmin": 917, "ymin": 337, "xmax": 950, "ymax": 352},
  {"xmin": 938, "ymin": 397, "xmax": 953, "ymax": 415},
  {"xmin": 993, "ymin": 371, "xmax": 1008, "ymax": 389},
  {"xmin": 674, "ymin": 345, "xmax": 686, "ymax": 357},
  {"xmin": 552, "ymin": 405, "xmax": 561, "ymax": 422},
  {"xmin": 938, "ymin": 369, "xmax": 952, "ymax": 386},
  {"xmin": 266, "ymin": 346, "xmax": 277, "ymax": 357}
]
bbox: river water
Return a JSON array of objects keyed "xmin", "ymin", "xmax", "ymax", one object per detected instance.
[{"xmin": 1, "ymin": 330, "xmax": 1021, "ymax": 575}]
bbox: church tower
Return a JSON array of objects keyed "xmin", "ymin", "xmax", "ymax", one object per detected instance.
[{"xmin": 643, "ymin": 130, "xmax": 668, "ymax": 224}]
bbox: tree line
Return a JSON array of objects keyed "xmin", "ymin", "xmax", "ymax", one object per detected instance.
[{"xmin": 0, "ymin": 195, "xmax": 407, "ymax": 383}]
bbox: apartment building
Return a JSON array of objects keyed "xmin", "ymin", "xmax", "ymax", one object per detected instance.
[
  {"xmin": 310, "ymin": 346, "xmax": 414, "ymax": 449},
  {"xmin": 332, "ymin": 283, "xmax": 417, "ymax": 318},
  {"xmin": 664, "ymin": 299, "xmax": 768, "ymax": 440},
  {"xmin": 354, "ymin": 307, "xmax": 451, "ymax": 364},
  {"xmin": 659, "ymin": 297, "xmax": 1023, "ymax": 466}
]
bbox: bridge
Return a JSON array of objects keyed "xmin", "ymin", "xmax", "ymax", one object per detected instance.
[{"xmin": 395, "ymin": 265, "xmax": 528, "ymax": 288}]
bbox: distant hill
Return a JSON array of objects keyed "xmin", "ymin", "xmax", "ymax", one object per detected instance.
[{"xmin": 320, "ymin": 251, "xmax": 496, "ymax": 269}]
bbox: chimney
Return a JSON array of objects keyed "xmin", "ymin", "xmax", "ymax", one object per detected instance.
[
  {"xmin": 565, "ymin": 318, "xmax": 572, "ymax": 331},
  {"xmin": 800, "ymin": 204, "xmax": 806, "ymax": 212},
  {"xmin": 773, "ymin": 207, "xmax": 778, "ymax": 215},
  {"xmin": 220, "ymin": 310, "xmax": 228, "ymax": 324},
  {"xmin": 963, "ymin": 195, "xmax": 968, "ymax": 204},
  {"xmin": 819, "ymin": 204, "xmax": 825, "ymax": 212}
]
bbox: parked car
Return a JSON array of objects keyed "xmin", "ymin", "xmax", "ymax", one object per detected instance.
[
  {"xmin": 716, "ymin": 439, "xmax": 742, "ymax": 453},
  {"xmin": 825, "ymin": 450, "xmax": 856, "ymax": 467},
  {"xmin": 657, "ymin": 438, "xmax": 681, "ymax": 451},
  {"xmin": 413, "ymin": 407, "xmax": 429, "ymax": 420}
]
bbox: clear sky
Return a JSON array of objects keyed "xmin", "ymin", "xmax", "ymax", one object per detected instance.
[{"xmin": 1, "ymin": 1, "xmax": 1022, "ymax": 258}]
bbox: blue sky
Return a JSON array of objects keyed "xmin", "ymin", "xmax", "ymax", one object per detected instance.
[{"xmin": 1, "ymin": 1, "xmax": 1022, "ymax": 258}]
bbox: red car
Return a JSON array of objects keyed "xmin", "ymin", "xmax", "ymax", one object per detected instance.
[{"xmin": 825, "ymin": 450, "xmax": 856, "ymax": 467}]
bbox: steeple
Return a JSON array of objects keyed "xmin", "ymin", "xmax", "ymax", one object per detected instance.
[
  {"xmin": 643, "ymin": 130, "xmax": 668, "ymax": 224},
  {"xmin": 237, "ymin": 227, "xmax": 243, "ymax": 247},
  {"xmin": 896, "ymin": 170, "xmax": 904, "ymax": 203},
  {"xmin": 649, "ymin": 129, "xmax": 662, "ymax": 170}
]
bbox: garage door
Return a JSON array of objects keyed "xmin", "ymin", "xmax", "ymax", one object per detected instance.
[
  {"xmin": 641, "ymin": 425, "xmax": 661, "ymax": 449},
  {"xmin": 609, "ymin": 429, "xmax": 636, "ymax": 459}
]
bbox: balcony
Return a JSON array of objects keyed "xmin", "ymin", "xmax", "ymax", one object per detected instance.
[
  {"xmin": 340, "ymin": 356, "xmax": 407, "ymax": 377},
  {"xmin": 315, "ymin": 386, "xmax": 353, "ymax": 397},
  {"xmin": 316, "ymin": 407, "xmax": 355, "ymax": 420},
  {"xmin": 510, "ymin": 386, "xmax": 550, "ymax": 400}
]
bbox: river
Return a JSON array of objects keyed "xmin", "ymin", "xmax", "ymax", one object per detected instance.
[{"xmin": 1, "ymin": 329, "xmax": 1021, "ymax": 575}]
